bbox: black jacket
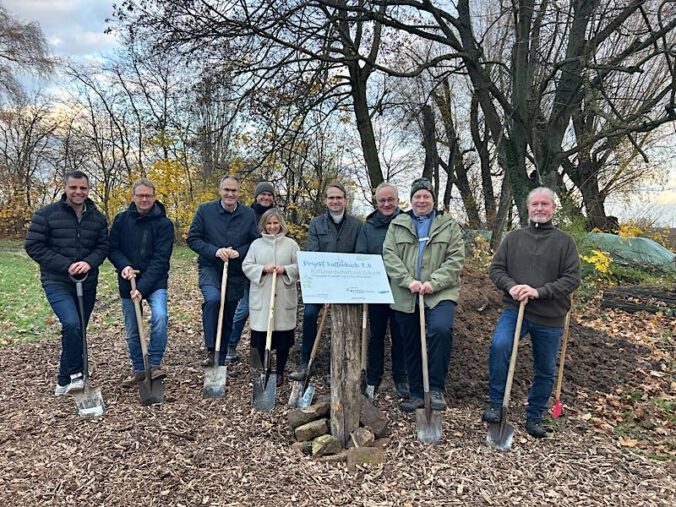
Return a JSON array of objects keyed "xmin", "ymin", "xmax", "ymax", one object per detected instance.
[
  {"xmin": 187, "ymin": 200, "xmax": 260, "ymax": 301},
  {"xmin": 24, "ymin": 195, "xmax": 109, "ymax": 290},
  {"xmin": 306, "ymin": 210, "xmax": 362, "ymax": 253},
  {"xmin": 355, "ymin": 208, "xmax": 400, "ymax": 255},
  {"xmin": 108, "ymin": 201, "xmax": 174, "ymax": 299}
]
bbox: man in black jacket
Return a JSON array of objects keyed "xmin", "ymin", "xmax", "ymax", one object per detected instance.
[
  {"xmin": 356, "ymin": 182, "xmax": 409, "ymax": 399},
  {"xmin": 109, "ymin": 178, "xmax": 174, "ymax": 386},
  {"xmin": 187, "ymin": 175, "xmax": 260, "ymax": 366},
  {"xmin": 482, "ymin": 187, "xmax": 581, "ymax": 438},
  {"xmin": 25, "ymin": 170, "xmax": 109, "ymax": 395},
  {"xmin": 289, "ymin": 182, "xmax": 362, "ymax": 381}
]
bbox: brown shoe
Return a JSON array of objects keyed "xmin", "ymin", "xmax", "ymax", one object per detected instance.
[
  {"xmin": 276, "ymin": 373, "xmax": 284, "ymax": 388},
  {"xmin": 151, "ymin": 367, "xmax": 167, "ymax": 381},
  {"xmin": 122, "ymin": 372, "xmax": 145, "ymax": 388}
]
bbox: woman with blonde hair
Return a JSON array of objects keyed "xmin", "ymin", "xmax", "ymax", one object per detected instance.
[{"xmin": 242, "ymin": 209, "xmax": 300, "ymax": 386}]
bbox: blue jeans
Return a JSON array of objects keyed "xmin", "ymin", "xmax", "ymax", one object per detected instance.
[
  {"xmin": 121, "ymin": 289, "xmax": 168, "ymax": 373},
  {"xmin": 44, "ymin": 281, "xmax": 96, "ymax": 386},
  {"xmin": 488, "ymin": 309, "xmax": 563, "ymax": 421},
  {"xmin": 200, "ymin": 284, "xmax": 237, "ymax": 365},
  {"xmin": 395, "ymin": 300, "xmax": 456, "ymax": 399},
  {"xmin": 300, "ymin": 303, "xmax": 323, "ymax": 363},
  {"xmin": 367, "ymin": 303, "xmax": 407, "ymax": 387},
  {"xmin": 228, "ymin": 286, "xmax": 249, "ymax": 347}
]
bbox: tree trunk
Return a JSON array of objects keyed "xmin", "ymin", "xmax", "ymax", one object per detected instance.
[
  {"xmin": 421, "ymin": 104, "xmax": 437, "ymax": 185},
  {"xmin": 330, "ymin": 303, "xmax": 361, "ymax": 448}
]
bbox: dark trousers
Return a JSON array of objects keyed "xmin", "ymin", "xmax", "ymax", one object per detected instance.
[
  {"xmin": 395, "ymin": 300, "xmax": 456, "ymax": 399},
  {"xmin": 200, "ymin": 284, "xmax": 237, "ymax": 365},
  {"xmin": 300, "ymin": 303, "xmax": 323, "ymax": 363},
  {"xmin": 367, "ymin": 303, "xmax": 407, "ymax": 387},
  {"xmin": 44, "ymin": 281, "xmax": 96, "ymax": 386}
]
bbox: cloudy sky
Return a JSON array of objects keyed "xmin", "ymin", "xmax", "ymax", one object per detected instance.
[{"xmin": 4, "ymin": 0, "xmax": 675, "ymax": 226}]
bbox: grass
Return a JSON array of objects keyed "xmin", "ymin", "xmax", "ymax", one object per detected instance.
[{"xmin": 0, "ymin": 244, "xmax": 196, "ymax": 346}]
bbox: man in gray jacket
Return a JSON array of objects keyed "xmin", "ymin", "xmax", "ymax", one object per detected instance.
[
  {"xmin": 289, "ymin": 182, "xmax": 362, "ymax": 380},
  {"xmin": 482, "ymin": 187, "xmax": 580, "ymax": 438}
]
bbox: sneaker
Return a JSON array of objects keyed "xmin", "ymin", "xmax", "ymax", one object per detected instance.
[
  {"xmin": 54, "ymin": 373, "xmax": 85, "ymax": 396},
  {"xmin": 151, "ymin": 367, "xmax": 167, "ymax": 381},
  {"xmin": 365, "ymin": 384, "xmax": 376, "ymax": 401},
  {"xmin": 394, "ymin": 381, "xmax": 410, "ymax": 399},
  {"xmin": 201, "ymin": 350, "xmax": 215, "ymax": 367},
  {"xmin": 225, "ymin": 345, "xmax": 239, "ymax": 363},
  {"xmin": 399, "ymin": 397, "xmax": 424, "ymax": 413},
  {"xmin": 430, "ymin": 390, "xmax": 447, "ymax": 411},
  {"xmin": 525, "ymin": 418, "xmax": 548, "ymax": 438},
  {"xmin": 122, "ymin": 372, "xmax": 146, "ymax": 388},
  {"xmin": 289, "ymin": 363, "xmax": 308, "ymax": 382},
  {"xmin": 482, "ymin": 403, "xmax": 502, "ymax": 423}
]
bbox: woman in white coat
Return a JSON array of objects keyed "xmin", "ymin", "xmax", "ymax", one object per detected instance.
[{"xmin": 243, "ymin": 209, "xmax": 300, "ymax": 386}]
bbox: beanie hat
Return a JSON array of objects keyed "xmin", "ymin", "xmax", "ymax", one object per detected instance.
[
  {"xmin": 410, "ymin": 177, "xmax": 434, "ymax": 199},
  {"xmin": 254, "ymin": 181, "xmax": 274, "ymax": 198}
]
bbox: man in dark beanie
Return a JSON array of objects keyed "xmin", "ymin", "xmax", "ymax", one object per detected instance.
[
  {"xmin": 225, "ymin": 180, "xmax": 276, "ymax": 361},
  {"xmin": 383, "ymin": 177, "xmax": 464, "ymax": 412}
]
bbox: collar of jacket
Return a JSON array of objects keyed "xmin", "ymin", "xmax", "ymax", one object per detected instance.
[
  {"xmin": 366, "ymin": 207, "xmax": 400, "ymax": 227},
  {"xmin": 251, "ymin": 201, "xmax": 274, "ymax": 216},
  {"xmin": 59, "ymin": 194, "xmax": 94, "ymax": 215},
  {"xmin": 395, "ymin": 209, "xmax": 449, "ymax": 239},
  {"xmin": 129, "ymin": 200, "xmax": 166, "ymax": 220},
  {"xmin": 528, "ymin": 220, "xmax": 554, "ymax": 230},
  {"xmin": 219, "ymin": 200, "xmax": 239, "ymax": 214}
]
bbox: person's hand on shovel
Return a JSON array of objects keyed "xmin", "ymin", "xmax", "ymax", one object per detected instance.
[
  {"xmin": 121, "ymin": 267, "xmax": 143, "ymax": 301},
  {"xmin": 216, "ymin": 247, "xmax": 239, "ymax": 261},
  {"xmin": 408, "ymin": 280, "xmax": 434, "ymax": 295},
  {"xmin": 509, "ymin": 284, "xmax": 538, "ymax": 302}
]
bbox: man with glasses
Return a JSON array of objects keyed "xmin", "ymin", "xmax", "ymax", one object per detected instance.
[
  {"xmin": 289, "ymin": 182, "xmax": 362, "ymax": 381},
  {"xmin": 109, "ymin": 178, "xmax": 174, "ymax": 386},
  {"xmin": 188, "ymin": 175, "xmax": 260, "ymax": 367},
  {"xmin": 25, "ymin": 170, "xmax": 109, "ymax": 395},
  {"xmin": 356, "ymin": 182, "xmax": 409, "ymax": 400}
]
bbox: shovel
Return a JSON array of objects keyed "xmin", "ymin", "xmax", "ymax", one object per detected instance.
[
  {"xmin": 203, "ymin": 260, "xmax": 228, "ymax": 398},
  {"xmin": 487, "ymin": 300, "xmax": 526, "ymax": 451},
  {"xmin": 288, "ymin": 303, "xmax": 329, "ymax": 408},
  {"xmin": 70, "ymin": 274, "xmax": 105, "ymax": 417},
  {"xmin": 415, "ymin": 294, "xmax": 442, "ymax": 444},
  {"xmin": 360, "ymin": 304, "xmax": 368, "ymax": 394},
  {"xmin": 551, "ymin": 310, "xmax": 571, "ymax": 419},
  {"xmin": 130, "ymin": 273, "xmax": 164, "ymax": 406},
  {"xmin": 252, "ymin": 271, "xmax": 277, "ymax": 411}
]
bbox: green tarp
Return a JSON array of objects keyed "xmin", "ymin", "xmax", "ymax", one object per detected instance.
[{"xmin": 586, "ymin": 232, "xmax": 675, "ymax": 271}]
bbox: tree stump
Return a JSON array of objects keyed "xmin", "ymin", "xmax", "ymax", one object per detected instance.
[{"xmin": 330, "ymin": 303, "xmax": 361, "ymax": 447}]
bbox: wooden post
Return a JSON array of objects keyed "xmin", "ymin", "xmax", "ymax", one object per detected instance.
[{"xmin": 330, "ymin": 303, "xmax": 361, "ymax": 447}]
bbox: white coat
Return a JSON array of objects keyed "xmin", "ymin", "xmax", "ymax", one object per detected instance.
[{"xmin": 243, "ymin": 232, "xmax": 300, "ymax": 332}]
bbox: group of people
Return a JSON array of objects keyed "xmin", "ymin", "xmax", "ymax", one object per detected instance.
[{"xmin": 24, "ymin": 170, "xmax": 580, "ymax": 439}]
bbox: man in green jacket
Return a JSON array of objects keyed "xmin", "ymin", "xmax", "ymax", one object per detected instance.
[
  {"xmin": 482, "ymin": 187, "xmax": 580, "ymax": 438},
  {"xmin": 383, "ymin": 178, "xmax": 465, "ymax": 412}
]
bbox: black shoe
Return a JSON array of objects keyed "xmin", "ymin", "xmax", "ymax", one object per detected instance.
[
  {"xmin": 201, "ymin": 351, "xmax": 214, "ymax": 367},
  {"xmin": 399, "ymin": 397, "xmax": 424, "ymax": 413},
  {"xmin": 289, "ymin": 363, "xmax": 308, "ymax": 382},
  {"xmin": 525, "ymin": 418, "xmax": 548, "ymax": 438},
  {"xmin": 430, "ymin": 391, "xmax": 447, "ymax": 411},
  {"xmin": 482, "ymin": 403, "xmax": 502, "ymax": 423},
  {"xmin": 225, "ymin": 345, "xmax": 239, "ymax": 363},
  {"xmin": 394, "ymin": 381, "xmax": 410, "ymax": 399}
]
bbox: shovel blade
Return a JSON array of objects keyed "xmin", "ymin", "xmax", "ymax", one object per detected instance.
[
  {"xmin": 287, "ymin": 381, "xmax": 303, "ymax": 407},
  {"xmin": 297, "ymin": 385, "xmax": 315, "ymax": 409},
  {"xmin": 73, "ymin": 385, "xmax": 105, "ymax": 417},
  {"xmin": 551, "ymin": 399, "xmax": 563, "ymax": 419},
  {"xmin": 252, "ymin": 373, "xmax": 277, "ymax": 411},
  {"xmin": 203, "ymin": 365, "xmax": 228, "ymax": 398},
  {"xmin": 415, "ymin": 408, "xmax": 442, "ymax": 444},
  {"xmin": 138, "ymin": 378, "xmax": 164, "ymax": 406},
  {"xmin": 486, "ymin": 421, "xmax": 515, "ymax": 451}
]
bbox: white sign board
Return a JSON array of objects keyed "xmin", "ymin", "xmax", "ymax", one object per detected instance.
[{"xmin": 297, "ymin": 252, "xmax": 394, "ymax": 304}]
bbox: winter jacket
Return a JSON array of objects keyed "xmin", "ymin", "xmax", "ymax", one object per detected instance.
[
  {"xmin": 243, "ymin": 233, "xmax": 300, "ymax": 332},
  {"xmin": 24, "ymin": 195, "xmax": 109, "ymax": 291},
  {"xmin": 108, "ymin": 201, "xmax": 174, "ymax": 299},
  {"xmin": 383, "ymin": 210, "xmax": 465, "ymax": 313},
  {"xmin": 187, "ymin": 200, "xmax": 260, "ymax": 301},
  {"xmin": 306, "ymin": 210, "xmax": 362, "ymax": 253},
  {"xmin": 490, "ymin": 221, "xmax": 580, "ymax": 327},
  {"xmin": 355, "ymin": 208, "xmax": 400, "ymax": 255}
]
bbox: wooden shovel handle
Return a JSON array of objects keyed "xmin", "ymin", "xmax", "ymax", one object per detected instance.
[
  {"xmin": 419, "ymin": 295, "xmax": 431, "ymax": 395},
  {"xmin": 214, "ymin": 260, "xmax": 228, "ymax": 355},
  {"xmin": 502, "ymin": 301, "xmax": 526, "ymax": 409},
  {"xmin": 129, "ymin": 273, "xmax": 150, "ymax": 358},
  {"xmin": 360, "ymin": 304, "xmax": 368, "ymax": 371},
  {"xmin": 554, "ymin": 310, "xmax": 571, "ymax": 399},
  {"xmin": 308, "ymin": 304, "xmax": 329, "ymax": 363},
  {"xmin": 264, "ymin": 271, "xmax": 277, "ymax": 353}
]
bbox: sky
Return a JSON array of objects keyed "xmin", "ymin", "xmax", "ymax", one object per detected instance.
[{"xmin": 3, "ymin": 0, "xmax": 676, "ymax": 227}]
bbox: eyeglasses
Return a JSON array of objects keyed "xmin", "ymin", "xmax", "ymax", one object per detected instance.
[
  {"xmin": 134, "ymin": 194, "xmax": 155, "ymax": 200},
  {"xmin": 377, "ymin": 198, "xmax": 397, "ymax": 204},
  {"xmin": 221, "ymin": 188, "xmax": 239, "ymax": 194}
]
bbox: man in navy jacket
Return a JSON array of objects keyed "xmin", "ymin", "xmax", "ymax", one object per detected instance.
[
  {"xmin": 187, "ymin": 175, "xmax": 260, "ymax": 366},
  {"xmin": 109, "ymin": 178, "xmax": 174, "ymax": 386},
  {"xmin": 25, "ymin": 171, "xmax": 109, "ymax": 395}
]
